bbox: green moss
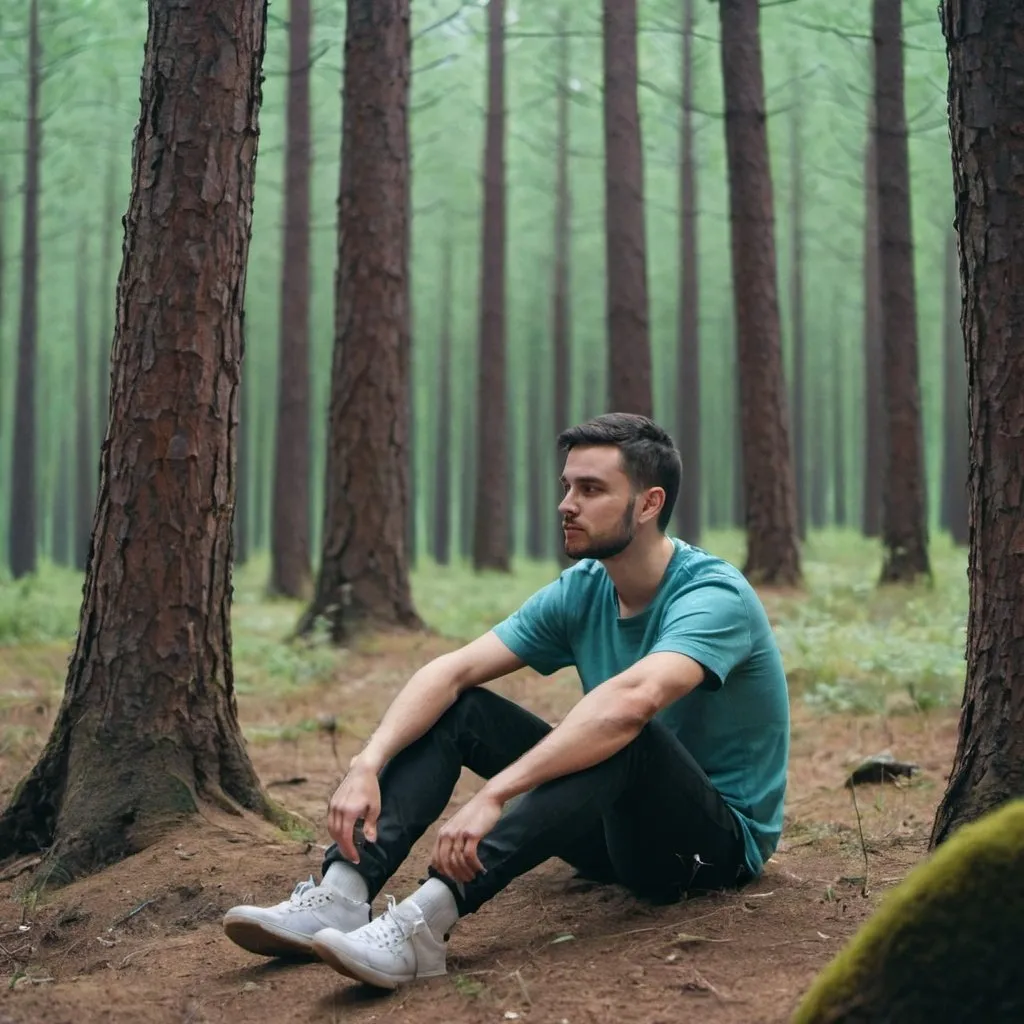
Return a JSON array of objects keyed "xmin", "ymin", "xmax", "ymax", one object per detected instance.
[{"xmin": 792, "ymin": 799, "xmax": 1024, "ymax": 1023}]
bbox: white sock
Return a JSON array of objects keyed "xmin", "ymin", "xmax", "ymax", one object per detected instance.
[
  {"xmin": 405, "ymin": 877, "xmax": 458, "ymax": 941},
  {"xmin": 323, "ymin": 861, "xmax": 369, "ymax": 904}
]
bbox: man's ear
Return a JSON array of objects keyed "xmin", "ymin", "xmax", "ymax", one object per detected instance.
[{"xmin": 638, "ymin": 487, "xmax": 665, "ymax": 525}]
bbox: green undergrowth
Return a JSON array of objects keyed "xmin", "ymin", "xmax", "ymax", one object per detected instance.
[{"xmin": 0, "ymin": 531, "xmax": 968, "ymax": 714}]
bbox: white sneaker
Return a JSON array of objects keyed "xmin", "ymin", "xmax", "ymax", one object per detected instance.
[
  {"xmin": 311, "ymin": 895, "xmax": 448, "ymax": 989},
  {"xmin": 223, "ymin": 876, "xmax": 371, "ymax": 959}
]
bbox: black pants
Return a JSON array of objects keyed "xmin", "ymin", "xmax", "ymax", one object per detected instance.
[{"xmin": 322, "ymin": 688, "xmax": 751, "ymax": 915}]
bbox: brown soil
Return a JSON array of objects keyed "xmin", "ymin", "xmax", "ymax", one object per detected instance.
[{"xmin": 0, "ymin": 632, "xmax": 958, "ymax": 1024}]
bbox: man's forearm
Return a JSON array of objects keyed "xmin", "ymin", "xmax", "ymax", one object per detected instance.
[
  {"xmin": 351, "ymin": 655, "xmax": 464, "ymax": 774},
  {"xmin": 481, "ymin": 680, "xmax": 646, "ymax": 804}
]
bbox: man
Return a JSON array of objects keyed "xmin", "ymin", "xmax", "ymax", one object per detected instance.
[{"xmin": 223, "ymin": 413, "xmax": 789, "ymax": 990}]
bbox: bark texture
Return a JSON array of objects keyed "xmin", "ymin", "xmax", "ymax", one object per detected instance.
[
  {"xmin": 74, "ymin": 230, "xmax": 93, "ymax": 571},
  {"xmin": 0, "ymin": 0, "xmax": 277, "ymax": 883},
  {"xmin": 931, "ymin": 0, "xmax": 1024, "ymax": 845},
  {"xmin": 9, "ymin": 0, "xmax": 41, "ymax": 579},
  {"xmin": 874, "ymin": 0, "xmax": 930, "ymax": 582},
  {"xmin": 862, "ymin": 126, "xmax": 884, "ymax": 537},
  {"xmin": 603, "ymin": 0, "xmax": 651, "ymax": 417},
  {"xmin": 719, "ymin": 0, "xmax": 801, "ymax": 585},
  {"xmin": 303, "ymin": 0, "xmax": 421, "ymax": 638},
  {"xmin": 676, "ymin": 0, "xmax": 700, "ymax": 543},
  {"xmin": 270, "ymin": 0, "xmax": 313, "ymax": 598},
  {"xmin": 941, "ymin": 227, "xmax": 969, "ymax": 546},
  {"xmin": 472, "ymin": 0, "xmax": 510, "ymax": 571},
  {"xmin": 432, "ymin": 232, "xmax": 453, "ymax": 566}
]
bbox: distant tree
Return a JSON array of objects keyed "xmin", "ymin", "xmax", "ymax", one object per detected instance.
[
  {"xmin": 719, "ymin": 0, "xmax": 801, "ymax": 585},
  {"xmin": 675, "ymin": 0, "xmax": 700, "ymax": 543},
  {"xmin": 525, "ymin": 323, "xmax": 548, "ymax": 560},
  {"xmin": 432, "ymin": 231, "xmax": 453, "ymax": 566},
  {"xmin": 862, "ymin": 123, "xmax": 884, "ymax": 537},
  {"xmin": 0, "ymin": 0, "xmax": 279, "ymax": 882},
  {"xmin": 874, "ymin": 0, "xmax": 930, "ymax": 583},
  {"xmin": 603, "ymin": 0, "xmax": 651, "ymax": 417},
  {"xmin": 74, "ymin": 228, "xmax": 93, "ymax": 570},
  {"xmin": 301, "ymin": 0, "xmax": 421, "ymax": 638},
  {"xmin": 269, "ymin": 0, "xmax": 313, "ymax": 598},
  {"xmin": 9, "ymin": 0, "xmax": 41, "ymax": 579},
  {"xmin": 931, "ymin": 0, "xmax": 1024, "ymax": 846},
  {"xmin": 789, "ymin": 98, "xmax": 808, "ymax": 539},
  {"xmin": 0, "ymin": 176, "xmax": 6, "ymax": 483},
  {"xmin": 941, "ymin": 228, "xmax": 968, "ymax": 546},
  {"xmin": 832, "ymin": 308, "xmax": 848, "ymax": 527},
  {"xmin": 472, "ymin": 0, "xmax": 510, "ymax": 571}
]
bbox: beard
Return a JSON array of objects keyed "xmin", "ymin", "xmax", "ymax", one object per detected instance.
[{"xmin": 563, "ymin": 497, "xmax": 637, "ymax": 561}]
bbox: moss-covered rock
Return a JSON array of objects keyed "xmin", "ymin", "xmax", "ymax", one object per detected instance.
[{"xmin": 792, "ymin": 799, "xmax": 1024, "ymax": 1024}]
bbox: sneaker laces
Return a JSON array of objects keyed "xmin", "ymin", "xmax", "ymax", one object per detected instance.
[
  {"xmin": 283, "ymin": 876, "xmax": 334, "ymax": 912},
  {"xmin": 360, "ymin": 895, "xmax": 416, "ymax": 951}
]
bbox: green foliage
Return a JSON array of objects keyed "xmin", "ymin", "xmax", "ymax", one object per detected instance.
[
  {"xmin": 0, "ymin": 560, "xmax": 81, "ymax": 644},
  {"xmin": 792, "ymin": 799, "xmax": 1024, "ymax": 1024}
]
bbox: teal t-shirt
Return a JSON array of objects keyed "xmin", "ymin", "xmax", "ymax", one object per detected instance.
[{"xmin": 491, "ymin": 538, "xmax": 789, "ymax": 875}]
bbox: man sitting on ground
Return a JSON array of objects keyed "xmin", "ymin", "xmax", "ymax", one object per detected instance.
[{"xmin": 223, "ymin": 413, "xmax": 790, "ymax": 990}]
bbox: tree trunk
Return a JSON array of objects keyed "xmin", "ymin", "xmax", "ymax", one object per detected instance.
[
  {"xmin": 269, "ymin": 0, "xmax": 312, "ymax": 597},
  {"xmin": 874, "ymin": 0, "xmax": 930, "ymax": 583},
  {"xmin": 862, "ymin": 125, "xmax": 884, "ymax": 537},
  {"xmin": 603, "ymin": 0, "xmax": 651, "ymax": 417},
  {"xmin": 719, "ymin": 0, "xmax": 801, "ymax": 585},
  {"xmin": 234, "ymin": 319, "xmax": 251, "ymax": 566},
  {"xmin": 0, "ymin": 176, "xmax": 6, "ymax": 478},
  {"xmin": 0, "ymin": 0, "xmax": 279, "ymax": 884},
  {"xmin": 552, "ymin": 10, "xmax": 572, "ymax": 565},
  {"xmin": 809, "ymin": 355, "xmax": 827, "ymax": 530},
  {"xmin": 931, "ymin": 0, "xmax": 1024, "ymax": 845},
  {"xmin": 941, "ymin": 227, "xmax": 969, "ymax": 547},
  {"xmin": 460, "ymin": 415, "xmax": 474, "ymax": 561},
  {"xmin": 789, "ymin": 100, "xmax": 807, "ymax": 539},
  {"xmin": 472, "ymin": 0, "xmax": 510, "ymax": 571},
  {"xmin": 9, "ymin": 0, "xmax": 41, "ymax": 580},
  {"xmin": 74, "ymin": 229, "xmax": 93, "ymax": 571},
  {"xmin": 96, "ymin": 144, "xmax": 119, "ymax": 452},
  {"xmin": 833, "ymin": 307, "xmax": 848, "ymax": 527},
  {"xmin": 526, "ymin": 325, "xmax": 547, "ymax": 560},
  {"xmin": 52, "ymin": 425, "xmax": 71, "ymax": 567},
  {"xmin": 302, "ymin": 0, "xmax": 421, "ymax": 639},
  {"xmin": 731, "ymin": 337, "xmax": 744, "ymax": 529},
  {"xmin": 676, "ymin": 0, "xmax": 700, "ymax": 543},
  {"xmin": 433, "ymin": 232, "xmax": 453, "ymax": 566}
]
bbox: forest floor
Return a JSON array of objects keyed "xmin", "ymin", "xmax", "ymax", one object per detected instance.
[{"xmin": 0, "ymin": 533, "xmax": 968, "ymax": 1024}]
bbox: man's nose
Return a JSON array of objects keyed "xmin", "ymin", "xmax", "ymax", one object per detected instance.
[{"xmin": 558, "ymin": 492, "xmax": 576, "ymax": 515}]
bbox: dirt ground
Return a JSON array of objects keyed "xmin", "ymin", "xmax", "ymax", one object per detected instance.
[{"xmin": 0, "ymin": 632, "xmax": 959, "ymax": 1024}]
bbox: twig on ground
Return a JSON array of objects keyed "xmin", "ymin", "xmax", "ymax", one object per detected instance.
[
  {"xmin": 848, "ymin": 783, "xmax": 871, "ymax": 896},
  {"xmin": 110, "ymin": 898, "xmax": 158, "ymax": 929},
  {"xmin": 0, "ymin": 857, "xmax": 42, "ymax": 883},
  {"xmin": 513, "ymin": 968, "xmax": 532, "ymax": 1006}
]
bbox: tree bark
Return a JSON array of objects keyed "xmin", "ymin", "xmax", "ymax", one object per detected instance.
[
  {"xmin": 74, "ymin": 229, "xmax": 94, "ymax": 570},
  {"xmin": 719, "ymin": 0, "xmax": 801, "ymax": 585},
  {"xmin": 552, "ymin": 10, "xmax": 572, "ymax": 565},
  {"xmin": 234, "ymin": 319, "xmax": 251, "ymax": 566},
  {"xmin": 941, "ymin": 227, "xmax": 969, "ymax": 547},
  {"xmin": 603, "ymin": 0, "xmax": 651, "ymax": 417},
  {"xmin": 862, "ymin": 125, "xmax": 884, "ymax": 537},
  {"xmin": 472, "ymin": 0, "xmax": 510, "ymax": 571},
  {"xmin": 789, "ymin": 100, "xmax": 807, "ymax": 539},
  {"xmin": 874, "ymin": 0, "xmax": 930, "ymax": 582},
  {"xmin": 433, "ymin": 231, "xmax": 453, "ymax": 566},
  {"xmin": 931, "ymin": 0, "xmax": 1024, "ymax": 845},
  {"xmin": 269, "ymin": 0, "xmax": 313, "ymax": 598},
  {"xmin": 9, "ymin": 0, "xmax": 41, "ymax": 580},
  {"xmin": 676, "ymin": 0, "xmax": 700, "ymax": 543},
  {"xmin": 302, "ymin": 0, "xmax": 421, "ymax": 639},
  {"xmin": 0, "ymin": 0, "xmax": 279, "ymax": 884}
]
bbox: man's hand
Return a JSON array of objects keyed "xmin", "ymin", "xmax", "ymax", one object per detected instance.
[
  {"xmin": 431, "ymin": 789, "xmax": 504, "ymax": 883},
  {"xmin": 327, "ymin": 762, "xmax": 381, "ymax": 863}
]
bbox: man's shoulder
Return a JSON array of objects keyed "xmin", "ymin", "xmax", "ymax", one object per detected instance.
[{"xmin": 666, "ymin": 542, "xmax": 750, "ymax": 597}]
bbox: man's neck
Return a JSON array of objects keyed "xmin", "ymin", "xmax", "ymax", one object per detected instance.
[{"xmin": 603, "ymin": 533, "xmax": 677, "ymax": 617}]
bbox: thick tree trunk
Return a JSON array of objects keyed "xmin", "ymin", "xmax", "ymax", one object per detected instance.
[
  {"xmin": 932, "ymin": 0, "xmax": 1024, "ymax": 844},
  {"xmin": 862, "ymin": 126, "xmax": 884, "ymax": 537},
  {"xmin": 302, "ymin": 0, "xmax": 421, "ymax": 638},
  {"xmin": 941, "ymin": 228, "xmax": 969, "ymax": 547},
  {"xmin": 0, "ymin": 0, "xmax": 278, "ymax": 883},
  {"xmin": 552, "ymin": 11, "xmax": 572, "ymax": 565},
  {"xmin": 472, "ymin": 0, "xmax": 510, "ymax": 571},
  {"xmin": 833, "ymin": 308, "xmax": 848, "ymax": 527},
  {"xmin": 789, "ymin": 101, "xmax": 807, "ymax": 539},
  {"xmin": 676, "ymin": 0, "xmax": 700, "ymax": 543},
  {"xmin": 74, "ymin": 230, "xmax": 93, "ymax": 571},
  {"xmin": 9, "ymin": 0, "xmax": 41, "ymax": 580},
  {"xmin": 433, "ymin": 232, "xmax": 453, "ymax": 566},
  {"xmin": 719, "ymin": 0, "xmax": 801, "ymax": 585},
  {"xmin": 874, "ymin": 0, "xmax": 930, "ymax": 583},
  {"xmin": 603, "ymin": 0, "xmax": 651, "ymax": 417},
  {"xmin": 269, "ymin": 0, "xmax": 313, "ymax": 597}
]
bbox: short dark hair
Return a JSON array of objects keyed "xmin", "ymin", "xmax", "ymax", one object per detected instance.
[{"xmin": 557, "ymin": 413, "xmax": 682, "ymax": 531}]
